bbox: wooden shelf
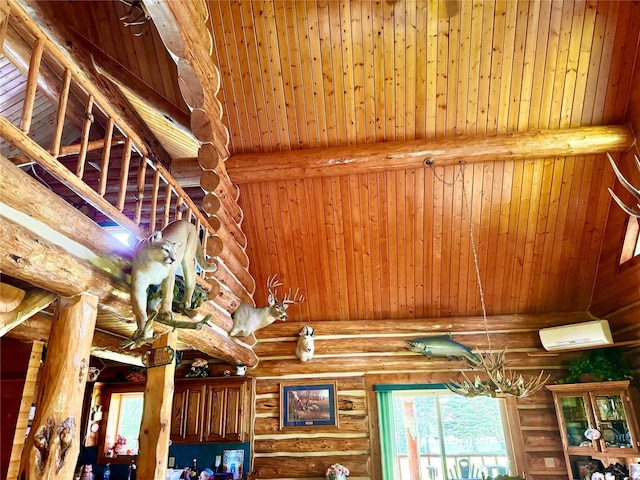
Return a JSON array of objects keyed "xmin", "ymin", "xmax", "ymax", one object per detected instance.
[{"xmin": 527, "ymin": 340, "xmax": 640, "ymax": 356}]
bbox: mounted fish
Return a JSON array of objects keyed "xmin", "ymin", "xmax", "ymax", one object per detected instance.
[{"xmin": 406, "ymin": 334, "xmax": 480, "ymax": 364}]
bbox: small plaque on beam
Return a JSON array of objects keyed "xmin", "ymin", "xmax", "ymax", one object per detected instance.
[{"xmin": 142, "ymin": 346, "xmax": 175, "ymax": 368}]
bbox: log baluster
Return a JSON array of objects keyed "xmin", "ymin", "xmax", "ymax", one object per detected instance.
[
  {"xmin": 98, "ymin": 118, "xmax": 115, "ymax": 197},
  {"xmin": 75, "ymin": 95, "xmax": 94, "ymax": 179},
  {"xmin": 0, "ymin": 2, "xmax": 9, "ymax": 52},
  {"xmin": 162, "ymin": 183, "xmax": 173, "ymax": 228},
  {"xmin": 50, "ymin": 68, "xmax": 71, "ymax": 157},
  {"xmin": 134, "ymin": 156, "xmax": 148, "ymax": 225},
  {"xmin": 19, "ymin": 37, "xmax": 44, "ymax": 134},
  {"xmin": 148, "ymin": 168, "xmax": 161, "ymax": 234},
  {"xmin": 116, "ymin": 137, "xmax": 132, "ymax": 211},
  {"xmin": 175, "ymin": 196, "xmax": 184, "ymax": 220},
  {"xmin": 98, "ymin": 117, "xmax": 114, "ymax": 197}
]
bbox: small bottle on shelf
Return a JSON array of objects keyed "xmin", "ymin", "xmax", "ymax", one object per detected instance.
[
  {"xmin": 103, "ymin": 463, "xmax": 111, "ymax": 480},
  {"xmin": 189, "ymin": 458, "xmax": 198, "ymax": 479}
]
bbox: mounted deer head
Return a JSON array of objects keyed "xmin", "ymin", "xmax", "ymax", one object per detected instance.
[
  {"xmin": 607, "ymin": 153, "xmax": 640, "ymax": 217},
  {"xmin": 229, "ymin": 275, "xmax": 305, "ymax": 338}
]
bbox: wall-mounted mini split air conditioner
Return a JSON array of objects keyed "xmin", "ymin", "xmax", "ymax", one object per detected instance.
[{"xmin": 539, "ymin": 319, "xmax": 613, "ymax": 351}]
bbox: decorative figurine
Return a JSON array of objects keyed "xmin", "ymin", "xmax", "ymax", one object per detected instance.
[{"xmin": 185, "ymin": 358, "xmax": 209, "ymax": 378}]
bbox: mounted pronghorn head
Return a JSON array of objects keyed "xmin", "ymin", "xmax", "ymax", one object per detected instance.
[
  {"xmin": 229, "ymin": 275, "xmax": 305, "ymax": 339},
  {"xmin": 608, "ymin": 153, "xmax": 640, "ymax": 217}
]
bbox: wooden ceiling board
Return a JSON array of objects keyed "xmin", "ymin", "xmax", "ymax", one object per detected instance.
[
  {"xmin": 199, "ymin": 0, "xmax": 640, "ymax": 327},
  {"xmin": 30, "ymin": 0, "xmax": 187, "ymax": 114},
  {"xmin": 206, "ymin": 0, "xmax": 637, "ymax": 154},
  {"xmin": 237, "ymin": 153, "xmax": 617, "ymax": 323},
  {"xmin": 3, "ymin": 0, "xmax": 640, "ymax": 349}
]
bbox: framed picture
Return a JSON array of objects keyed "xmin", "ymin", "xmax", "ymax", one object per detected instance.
[
  {"xmin": 221, "ymin": 449, "xmax": 244, "ymax": 480},
  {"xmin": 574, "ymin": 460, "xmax": 595, "ymax": 480},
  {"xmin": 280, "ymin": 381, "xmax": 338, "ymax": 429}
]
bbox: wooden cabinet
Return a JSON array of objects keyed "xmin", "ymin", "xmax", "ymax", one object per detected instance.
[
  {"xmin": 171, "ymin": 377, "xmax": 254, "ymax": 444},
  {"xmin": 547, "ymin": 381, "xmax": 640, "ymax": 479},
  {"xmin": 172, "ymin": 383, "xmax": 206, "ymax": 443}
]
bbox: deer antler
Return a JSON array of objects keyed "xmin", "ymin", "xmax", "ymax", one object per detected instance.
[
  {"xmin": 476, "ymin": 349, "xmax": 550, "ymax": 398},
  {"xmin": 283, "ymin": 288, "xmax": 305, "ymax": 305},
  {"xmin": 607, "ymin": 153, "xmax": 640, "ymax": 218},
  {"xmin": 266, "ymin": 275, "xmax": 283, "ymax": 296}
]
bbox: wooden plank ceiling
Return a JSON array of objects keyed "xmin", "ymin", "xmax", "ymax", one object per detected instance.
[
  {"xmin": 205, "ymin": 0, "xmax": 640, "ymax": 324},
  {"xmin": 8, "ymin": 1, "xmax": 640, "ymax": 333}
]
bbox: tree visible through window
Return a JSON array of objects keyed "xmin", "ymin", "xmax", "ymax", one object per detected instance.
[
  {"xmin": 104, "ymin": 392, "xmax": 143, "ymax": 457},
  {"xmin": 378, "ymin": 386, "xmax": 514, "ymax": 480}
]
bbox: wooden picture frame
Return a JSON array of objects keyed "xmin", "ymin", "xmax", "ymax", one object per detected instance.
[{"xmin": 280, "ymin": 381, "xmax": 338, "ymax": 429}]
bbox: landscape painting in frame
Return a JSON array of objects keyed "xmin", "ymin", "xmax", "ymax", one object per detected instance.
[
  {"xmin": 280, "ymin": 381, "xmax": 338, "ymax": 429},
  {"xmin": 221, "ymin": 449, "xmax": 244, "ymax": 480}
]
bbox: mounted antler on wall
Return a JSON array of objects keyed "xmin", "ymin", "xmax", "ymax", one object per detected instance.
[
  {"xmin": 229, "ymin": 275, "xmax": 305, "ymax": 339},
  {"xmin": 607, "ymin": 153, "xmax": 640, "ymax": 217}
]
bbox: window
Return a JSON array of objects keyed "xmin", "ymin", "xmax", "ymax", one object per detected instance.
[
  {"xmin": 619, "ymin": 217, "xmax": 640, "ymax": 264},
  {"xmin": 98, "ymin": 386, "xmax": 144, "ymax": 464},
  {"xmin": 376, "ymin": 385, "xmax": 515, "ymax": 480}
]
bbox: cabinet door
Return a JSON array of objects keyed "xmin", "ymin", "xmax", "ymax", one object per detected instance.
[
  {"xmin": 590, "ymin": 391, "xmax": 639, "ymax": 454},
  {"xmin": 203, "ymin": 385, "xmax": 226, "ymax": 442},
  {"xmin": 171, "ymin": 388, "xmax": 188, "ymax": 440},
  {"xmin": 183, "ymin": 386, "xmax": 205, "ymax": 443},
  {"xmin": 554, "ymin": 393, "xmax": 597, "ymax": 453},
  {"xmin": 224, "ymin": 386, "xmax": 242, "ymax": 442}
]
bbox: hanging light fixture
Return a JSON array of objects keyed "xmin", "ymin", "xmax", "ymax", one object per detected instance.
[{"xmin": 427, "ymin": 162, "xmax": 551, "ymax": 398}]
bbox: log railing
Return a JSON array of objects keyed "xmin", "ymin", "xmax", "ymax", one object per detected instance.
[{"xmin": 0, "ymin": 2, "xmax": 254, "ymax": 312}]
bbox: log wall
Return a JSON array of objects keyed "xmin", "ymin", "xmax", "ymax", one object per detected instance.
[{"xmin": 249, "ymin": 317, "xmax": 587, "ymax": 480}]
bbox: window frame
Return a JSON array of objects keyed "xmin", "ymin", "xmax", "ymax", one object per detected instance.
[
  {"xmin": 97, "ymin": 383, "xmax": 145, "ymax": 465},
  {"xmin": 365, "ymin": 377, "xmax": 524, "ymax": 480}
]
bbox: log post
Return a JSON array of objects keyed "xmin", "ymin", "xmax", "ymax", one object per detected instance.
[
  {"xmin": 137, "ymin": 331, "xmax": 177, "ymax": 480},
  {"xmin": 19, "ymin": 293, "xmax": 98, "ymax": 480}
]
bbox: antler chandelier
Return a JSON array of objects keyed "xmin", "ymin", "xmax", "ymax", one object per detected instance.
[
  {"xmin": 447, "ymin": 349, "xmax": 551, "ymax": 398},
  {"xmin": 427, "ymin": 161, "xmax": 550, "ymax": 398}
]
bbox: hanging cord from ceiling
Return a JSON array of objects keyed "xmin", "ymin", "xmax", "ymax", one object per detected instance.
[{"xmin": 426, "ymin": 160, "xmax": 549, "ymax": 398}]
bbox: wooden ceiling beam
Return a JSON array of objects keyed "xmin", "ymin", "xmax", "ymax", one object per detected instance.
[
  {"xmin": 0, "ymin": 287, "xmax": 57, "ymax": 337},
  {"xmin": 226, "ymin": 124, "xmax": 635, "ymax": 183},
  {"xmin": 0, "ymin": 217, "xmax": 256, "ymax": 365},
  {"xmin": 7, "ymin": 311, "xmax": 145, "ymax": 367},
  {"xmin": 90, "ymin": 51, "xmax": 192, "ymax": 135}
]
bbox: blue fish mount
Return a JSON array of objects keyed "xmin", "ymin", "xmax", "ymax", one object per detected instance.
[{"xmin": 406, "ymin": 334, "xmax": 480, "ymax": 364}]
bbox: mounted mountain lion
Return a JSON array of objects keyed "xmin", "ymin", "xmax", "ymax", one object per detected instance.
[{"xmin": 129, "ymin": 220, "xmax": 217, "ymax": 346}]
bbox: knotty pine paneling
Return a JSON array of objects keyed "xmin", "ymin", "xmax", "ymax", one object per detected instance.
[
  {"xmin": 209, "ymin": 0, "xmax": 637, "ymax": 154},
  {"xmin": 592, "ymin": 68, "xmax": 640, "ymax": 334},
  {"xmin": 36, "ymin": 1, "xmax": 186, "ymax": 113},
  {"xmin": 239, "ymin": 157, "xmax": 616, "ymax": 324}
]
